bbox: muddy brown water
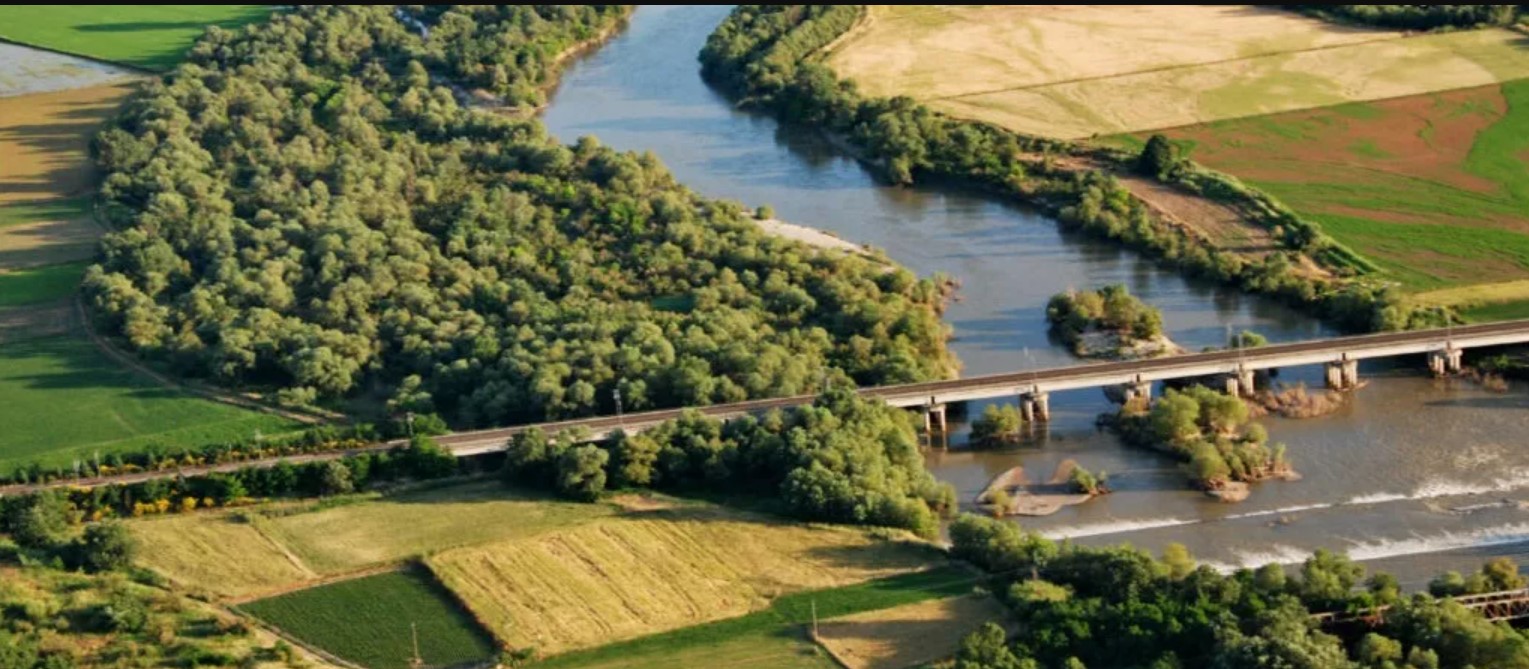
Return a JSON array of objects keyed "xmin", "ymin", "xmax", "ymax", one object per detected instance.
[{"xmin": 541, "ymin": 5, "xmax": 1529, "ymax": 587}]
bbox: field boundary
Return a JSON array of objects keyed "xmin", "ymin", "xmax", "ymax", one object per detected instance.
[{"xmin": 0, "ymin": 37, "xmax": 157, "ymax": 74}]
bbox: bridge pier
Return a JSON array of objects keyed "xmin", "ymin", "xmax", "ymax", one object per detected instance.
[
  {"xmin": 1222, "ymin": 367, "xmax": 1257, "ymax": 398},
  {"xmin": 1428, "ymin": 347, "xmax": 1463, "ymax": 377},
  {"xmin": 1121, "ymin": 380, "xmax": 1152, "ymax": 404},
  {"xmin": 923, "ymin": 403, "xmax": 948, "ymax": 448},
  {"xmin": 1020, "ymin": 391, "xmax": 1050, "ymax": 423},
  {"xmin": 1325, "ymin": 359, "xmax": 1360, "ymax": 390}
]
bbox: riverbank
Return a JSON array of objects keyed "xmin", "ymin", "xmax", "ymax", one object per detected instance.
[
  {"xmin": 756, "ymin": 217, "xmax": 871, "ymax": 256},
  {"xmin": 699, "ymin": 5, "xmax": 1428, "ymax": 334}
]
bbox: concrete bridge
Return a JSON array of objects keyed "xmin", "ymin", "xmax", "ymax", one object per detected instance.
[
  {"xmin": 443, "ymin": 318, "xmax": 1529, "ymax": 454},
  {"xmin": 7, "ymin": 319, "xmax": 1529, "ymax": 494}
]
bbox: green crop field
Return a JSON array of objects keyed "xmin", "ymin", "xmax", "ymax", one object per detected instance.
[
  {"xmin": 0, "ymin": 262, "xmax": 88, "ymax": 308},
  {"xmin": 1151, "ymin": 79, "xmax": 1529, "ymax": 299},
  {"xmin": 0, "ymin": 5, "xmax": 273, "ymax": 71},
  {"xmin": 539, "ymin": 567, "xmax": 977, "ymax": 669},
  {"xmin": 242, "ymin": 569, "xmax": 497, "ymax": 669},
  {"xmin": 0, "ymin": 335, "xmax": 297, "ymax": 472}
]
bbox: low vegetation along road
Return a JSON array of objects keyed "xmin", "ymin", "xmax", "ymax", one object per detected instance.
[{"xmin": 9, "ymin": 319, "xmax": 1528, "ymax": 496}]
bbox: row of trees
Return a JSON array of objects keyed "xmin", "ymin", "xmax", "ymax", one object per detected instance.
[
  {"xmin": 1113, "ymin": 385, "xmax": 1291, "ymax": 492},
  {"xmin": 86, "ymin": 5, "xmax": 956, "ymax": 430},
  {"xmin": 948, "ymin": 513, "xmax": 1529, "ymax": 668},
  {"xmin": 1284, "ymin": 5, "xmax": 1522, "ymax": 30},
  {"xmin": 700, "ymin": 6, "xmax": 1430, "ymax": 334},
  {"xmin": 502, "ymin": 388, "xmax": 958, "ymax": 536},
  {"xmin": 0, "ymin": 438, "xmax": 459, "ymax": 540}
]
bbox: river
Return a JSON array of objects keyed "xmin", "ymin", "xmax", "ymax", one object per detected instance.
[{"xmin": 541, "ymin": 5, "xmax": 1529, "ymax": 587}]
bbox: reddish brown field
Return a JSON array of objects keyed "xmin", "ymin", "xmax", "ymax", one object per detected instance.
[{"xmin": 1148, "ymin": 81, "xmax": 1529, "ymax": 292}]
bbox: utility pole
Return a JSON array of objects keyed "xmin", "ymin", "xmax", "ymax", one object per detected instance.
[
  {"xmin": 811, "ymin": 599, "xmax": 819, "ymax": 640},
  {"xmin": 405, "ymin": 411, "xmax": 416, "ymax": 438},
  {"xmin": 613, "ymin": 386, "xmax": 624, "ymax": 430}
]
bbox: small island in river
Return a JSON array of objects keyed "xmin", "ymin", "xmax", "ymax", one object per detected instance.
[{"xmin": 1047, "ymin": 285, "xmax": 1184, "ymax": 360}]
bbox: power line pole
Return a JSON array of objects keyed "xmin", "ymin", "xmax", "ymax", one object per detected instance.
[
  {"xmin": 408, "ymin": 622, "xmax": 425, "ymax": 669},
  {"xmin": 811, "ymin": 599, "xmax": 819, "ymax": 640}
]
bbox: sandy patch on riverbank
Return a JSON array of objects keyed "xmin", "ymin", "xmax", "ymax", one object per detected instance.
[{"xmin": 757, "ymin": 217, "xmax": 871, "ymax": 256}]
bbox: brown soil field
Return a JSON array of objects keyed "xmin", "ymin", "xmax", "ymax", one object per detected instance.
[
  {"xmin": 426, "ymin": 509, "xmax": 937, "ymax": 655},
  {"xmin": 828, "ymin": 6, "xmax": 1529, "ymax": 138},
  {"xmin": 815, "ymin": 594, "xmax": 1009, "ymax": 669},
  {"xmin": 1152, "ymin": 81, "xmax": 1529, "ymax": 292},
  {"xmin": 0, "ymin": 81, "xmax": 137, "ymax": 265}
]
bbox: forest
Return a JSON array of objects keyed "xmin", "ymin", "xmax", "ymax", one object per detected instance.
[
  {"xmin": 84, "ymin": 5, "xmax": 955, "ymax": 430},
  {"xmin": 504, "ymin": 387, "xmax": 957, "ymax": 536},
  {"xmin": 1283, "ymin": 4, "xmax": 1523, "ymax": 30},
  {"xmin": 699, "ymin": 6, "xmax": 1438, "ymax": 334},
  {"xmin": 949, "ymin": 513, "xmax": 1529, "ymax": 668}
]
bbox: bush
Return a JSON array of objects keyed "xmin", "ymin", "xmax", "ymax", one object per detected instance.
[
  {"xmin": 970, "ymin": 404, "xmax": 1024, "ymax": 448},
  {"xmin": 71, "ymin": 522, "xmax": 136, "ymax": 573}
]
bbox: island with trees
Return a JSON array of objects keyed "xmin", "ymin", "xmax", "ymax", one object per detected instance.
[{"xmin": 1046, "ymin": 285, "xmax": 1180, "ymax": 360}]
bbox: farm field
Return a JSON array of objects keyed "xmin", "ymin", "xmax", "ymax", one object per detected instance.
[
  {"xmin": 131, "ymin": 481, "xmax": 624, "ymax": 598},
  {"xmin": 814, "ymin": 594, "xmax": 1009, "ymax": 669},
  {"xmin": 0, "ymin": 334, "xmax": 298, "ymax": 472},
  {"xmin": 0, "ymin": 42, "xmax": 136, "ymax": 97},
  {"xmin": 538, "ymin": 567, "xmax": 976, "ymax": 669},
  {"xmin": 0, "ymin": 5, "xmax": 273, "ymax": 71},
  {"xmin": 1146, "ymin": 80, "xmax": 1529, "ymax": 296},
  {"xmin": 426, "ymin": 508, "xmax": 942, "ymax": 654},
  {"xmin": 827, "ymin": 5, "xmax": 1529, "ymax": 138},
  {"xmin": 241, "ymin": 569, "xmax": 497, "ymax": 669}
]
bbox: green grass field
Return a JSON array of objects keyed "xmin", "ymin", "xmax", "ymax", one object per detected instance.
[
  {"xmin": 241, "ymin": 569, "xmax": 497, "ymax": 669},
  {"xmin": 0, "ymin": 198, "xmax": 91, "ymax": 230},
  {"xmin": 0, "ymin": 6, "xmax": 272, "ymax": 71},
  {"xmin": 538, "ymin": 567, "xmax": 977, "ymax": 669},
  {"xmin": 0, "ymin": 335, "xmax": 297, "ymax": 471},
  {"xmin": 0, "ymin": 262, "xmax": 88, "ymax": 308}
]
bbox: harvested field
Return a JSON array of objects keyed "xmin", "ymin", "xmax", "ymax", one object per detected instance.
[
  {"xmin": 130, "ymin": 512, "xmax": 315, "ymax": 600},
  {"xmin": 258, "ymin": 481, "xmax": 620, "ymax": 574},
  {"xmin": 1153, "ymin": 80, "xmax": 1529, "ymax": 292},
  {"xmin": 0, "ymin": 43, "xmax": 136, "ymax": 97},
  {"xmin": 0, "ymin": 6, "xmax": 273, "ymax": 72},
  {"xmin": 427, "ymin": 508, "xmax": 939, "ymax": 655},
  {"xmin": 538, "ymin": 567, "xmax": 974, "ymax": 669},
  {"xmin": 828, "ymin": 5, "xmax": 1529, "ymax": 138},
  {"xmin": 129, "ymin": 481, "xmax": 622, "ymax": 598},
  {"xmin": 241, "ymin": 569, "xmax": 496, "ymax": 669},
  {"xmin": 815, "ymin": 594, "xmax": 1010, "ymax": 669}
]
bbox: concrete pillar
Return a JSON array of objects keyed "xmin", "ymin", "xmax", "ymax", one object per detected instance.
[
  {"xmin": 1237, "ymin": 367, "xmax": 1256, "ymax": 397},
  {"xmin": 1429, "ymin": 348, "xmax": 1463, "ymax": 377},
  {"xmin": 1123, "ymin": 380, "xmax": 1152, "ymax": 403},
  {"xmin": 1327, "ymin": 359, "xmax": 1360, "ymax": 390},
  {"xmin": 1021, "ymin": 391, "xmax": 1050, "ymax": 423}
]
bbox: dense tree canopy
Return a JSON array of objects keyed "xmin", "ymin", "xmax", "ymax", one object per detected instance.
[
  {"xmin": 1284, "ymin": 5, "xmax": 1521, "ymax": 30},
  {"xmin": 948, "ymin": 514, "xmax": 1529, "ymax": 668},
  {"xmin": 503, "ymin": 388, "xmax": 958, "ymax": 536},
  {"xmin": 86, "ymin": 5, "xmax": 955, "ymax": 429}
]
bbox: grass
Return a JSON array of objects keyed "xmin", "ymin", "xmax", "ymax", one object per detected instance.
[
  {"xmin": 241, "ymin": 569, "xmax": 497, "ymax": 669},
  {"xmin": 129, "ymin": 512, "xmax": 316, "ymax": 600},
  {"xmin": 1461, "ymin": 299, "xmax": 1529, "ymax": 323},
  {"xmin": 815, "ymin": 594, "xmax": 1010, "ymax": 669},
  {"xmin": 257, "ymin": 481, "xmax": 621, "ymax": 574},
  {"xmin": 0, "ymin": 6, "xmax": 273, "ymax": 71},
  {"xmin": 131, "ymin": 481, "xmax": 623, "ymax": 599},
  {"xmin": 0, "ymin": 197, "xmax": 91, "ymax": 229},
  {"xmin": 828, "ymin": 6, "xmax": 1529, "ymax": 138},
  {"xmin": 0, "ymin": 262, "xmax": 88, "ymax": 308},
  {"xmin": 1150, "ymin": 79, "xmax": 1529, "ymax": 295},
  {"xmin": 537, "ymin": 567, "xmax": 977, "ymax": 669},
  {"xmin": 426, "ymin": 508, "xmax": 942, "ymax": 654},
  {"xmin": 0, "ymin": 334, "xmax": 298, "ymax": 472}
]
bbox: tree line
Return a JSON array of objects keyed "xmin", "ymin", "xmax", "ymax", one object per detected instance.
[
  {"xmin": 1283, "ymin": 5, "xmax": 1522, "ymax": 31},
  {"xmin": 948, "ymin": 513, "xmax": 1529, "ymax": 668},
  {"xmin": 85, "ymin": 5, "xmax": 956, "ymax": 432},
  {"xmin": 699, "ymin": 6, "xmax": 1435, "ymax": 333},
  {"xmin": 502, "ymin": 388, "xmax": 956, "ymax": 537}
]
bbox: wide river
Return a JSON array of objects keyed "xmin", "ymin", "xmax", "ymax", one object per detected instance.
[{"xmin": 543, "ymin": 5, "xmax": 1529, "ymax": 586}]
